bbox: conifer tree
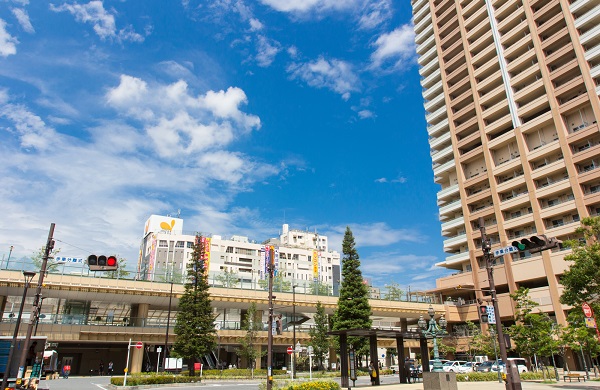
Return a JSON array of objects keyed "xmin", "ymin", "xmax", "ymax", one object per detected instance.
[
  {"xmin": 332, "ymin": 227, "xmax": 372, "ymax": 360},
  {"xmin": 173, "ymin": 235, "xmax": 216, "ymax": 375}
]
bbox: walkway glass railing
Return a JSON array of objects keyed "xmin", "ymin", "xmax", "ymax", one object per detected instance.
[{"xmin": 0, "ymin": 258, "xmax": 441, "ymax": 304}]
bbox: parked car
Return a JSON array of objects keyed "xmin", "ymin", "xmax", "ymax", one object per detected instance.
[
  {"xmin": 442, "ymin": 361, "xmax": 467, "ymax": 373},
  {"xmin": 493, "ymin": 358, "xmax": 528, "ymax": 373},
  {"xmin": 460, "ymin": 362, "xmax": 478, "ymax": 373},
  {"xmin": 475, "ymin": 361, "xmax": 495, "ymax": 372}
]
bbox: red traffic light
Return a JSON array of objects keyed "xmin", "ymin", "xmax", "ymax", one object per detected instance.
[
  {"xmin": 479, "ymin": 305, "xmax": 489, "ymax": 323},
  {"xmin": 87, "ymin": 254, "xmax": 119, "ymax": 271},
  {"xmin": 107, "ymin": 256, "xmax": 117, "ymax": 267}
]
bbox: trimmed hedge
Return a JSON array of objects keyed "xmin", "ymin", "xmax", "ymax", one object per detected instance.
[
  {"xmin": 455, "ymin": 371, "xmax": 547, "ymax": 382},
  {"xmin": 259, "ymin": 380, "xmax": 340, "ymax": 390},
  {"xmin": 110, "ymin": 368, "xmax": 288, "ymax": 386}
]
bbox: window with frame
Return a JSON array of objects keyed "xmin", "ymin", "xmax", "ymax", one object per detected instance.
[{"xmin": 159, "ymin": 240, "xmax": 168, "ymax": 248}]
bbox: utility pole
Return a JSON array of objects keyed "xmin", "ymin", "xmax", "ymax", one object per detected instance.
[
  {"xmin": 266, "ymin": 247, "xmax": 275, "ymax": 390},
  {"xmin": 479, "ymin": 218, "xmax": 521, "ymax": 390},
  {"xmin": 17, "ymin": 223, "xmax": 55, "ymax": 388}
]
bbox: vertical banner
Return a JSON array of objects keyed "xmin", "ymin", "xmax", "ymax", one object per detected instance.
[
  {"xmin": 148, "ymin": 235, "xmax": 157, "ymax": 281},
  {"xmin": 259, "ymin": 247, "xmax": 265, "ymax": 280},
  {"xmin": 202, "ymin": 237, "xmax": 211, "ymax": 274},
  {"xmin": 312, "ymin": 250, "xmax": 319, "ymax": 281},
  {"xmin": 274, "ymin": 246, "xmax": 279, "ymax": 276}
]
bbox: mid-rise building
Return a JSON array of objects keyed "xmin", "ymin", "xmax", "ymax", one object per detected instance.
[
  {"xmin": 412, "ymin": 0, "xmax": 600, "ymax": 331},
  {"xmin": 138, "ymin": 216, "xmax": 341, "ymax": 293}
]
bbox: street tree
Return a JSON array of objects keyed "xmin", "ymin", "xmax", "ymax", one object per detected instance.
[
  {"xmin": 310, "ymin": 280, "xmax": 331, "ymax": 296},
  {"xmin": 31, "ymin": 246, "xmax": 60, "ymax": 272},
  {"xmin": 236, "ymin": 302, "xmax": 264, "ymax": 377},
  {"xmin": 560, "ymin": 217, "xmax": 600, "ymax": 310},
  {"xmin": 309, "ymin": 302, "xmax": 330, "ymax": 370},
  {"xmin": 462, "ymin": 321, "xmax": 494, "ymax": 358},
  {"xmin": 258, "ymin": 274, "xmax": 291, "ymax": 292},
  {"xmin": 106, "ymin": 257, "xmax": 131, "ymax": 279},
  {"xmin": 384, "ymin": 282, "xmax": 403, "ymax": 301},
  {"xmin": 506, "ymin": 288, "xmax": 557, "ymax": 362},
  {"xmin": 215, "ymin": 269, "xmax": 240, "ymax": 288},
  {"xmin": 560, "ymin": 310, "xmax": 600, "ymax": 372},
  {"xmin": 172, "ymin": 235, "xmax": 216, "ymax": 375},
  {"xmin": 332, "ymin": 227, "xmax": 372, "ymax": 363}
]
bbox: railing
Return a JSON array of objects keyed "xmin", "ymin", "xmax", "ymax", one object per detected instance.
[{"xmin": 0, "ymin": 258, "xmax": 441, "ymax": 304}]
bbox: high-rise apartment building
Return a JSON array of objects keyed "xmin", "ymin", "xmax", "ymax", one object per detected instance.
[{"xmin": 413, "ymin": 0, "xmax": 600, "ymax": 327}]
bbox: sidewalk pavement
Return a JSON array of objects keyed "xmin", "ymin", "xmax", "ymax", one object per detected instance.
[{"xmin": 350, "ymin": 373, "xmax": 600, "ymax": 390}]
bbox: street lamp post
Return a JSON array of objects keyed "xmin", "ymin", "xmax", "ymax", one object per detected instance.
[
  {"xmin": 418, "ymin": 305, "xmax": 447, "ymax": 372},
  {"xmin": 162, "ymin": 281, "xmax": 174, "ymax": 371},
  {"xmin": 34, "ymin": 297, "xmax": 48, "ymax": 337},
  {"xmin": 266, "ymin": 247, "xmax": 275, "ymax": 390},
  {"xmin": 5, "ymin": 245, "xmax": 13, "ymax": 270},
  {"xmin": 1, "ymin": 271, "xmax": 36, "ymax": 390},
  {"xmin": 292, "ymin": 285, "xmax": 298, "ymax": 380}
]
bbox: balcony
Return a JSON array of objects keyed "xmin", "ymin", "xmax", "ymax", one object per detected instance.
[
  {"xmin": 439, "ymin": 199, "xmax": 463, "ymax": 215},
  {"xmin": 437, "ymin": 184, "xmax": 459, "ymax": 203},
  {"xmin": 441, "ymin": 216, "xmax": 466, "ymax": 234},
  {"xmin": 443, "ymin": 233, "xmax": 468, "ymax": 250}
]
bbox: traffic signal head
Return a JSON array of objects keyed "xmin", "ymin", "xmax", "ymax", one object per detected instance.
[
  {"xmin": 479, "ymin": 305, "xmax": 489, "ymax": 323},
  {"xmin": 512, "ymin": 235, "xmax": 562, "ymax": 254},
  {"xmin": 87, "ymin": 254, "xmax": 119, "ymax": 271}
]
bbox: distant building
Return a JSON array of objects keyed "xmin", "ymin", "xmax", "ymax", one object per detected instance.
[{"xmin": 137, "ymin": 216, "xmax": 341, "ymax": 293}]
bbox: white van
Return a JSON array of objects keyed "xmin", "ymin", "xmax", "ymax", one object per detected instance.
[{"xmin": 507, "ymin": 358, "xmax": 528, "ymax": 373}]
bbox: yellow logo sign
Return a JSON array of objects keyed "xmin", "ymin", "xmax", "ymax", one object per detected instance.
[{"xmin": 160, "ymin": 219, "xmax": 176, "ymax": 231}]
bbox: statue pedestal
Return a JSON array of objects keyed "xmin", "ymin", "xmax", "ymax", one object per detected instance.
[{"xmin": 422, "ymin": 371, "xmax": 457, "ymax": 390}]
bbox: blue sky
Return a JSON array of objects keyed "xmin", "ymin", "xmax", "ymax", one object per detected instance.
[{"xmin": 0, "ymin": 0, "xmax": 451, "ymax": 289}]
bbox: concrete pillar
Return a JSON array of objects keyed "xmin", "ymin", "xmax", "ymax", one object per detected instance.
[
  {"xmin": 130, "ymin": 303, "xmax": 149, "ymax": 327},
  {"xmin": 0, "ymin": 295, "xmax": 7, "ymax": 315},
  {"xmin": 399, "ymin": 318, "xmax": 408, "ymax": 333},
  {"xmin": 130, "ymin": 343, "xmax": 144, "ymax": 374},
  {"xmin": 329, "ymin": 347, "xmax": 337, "ymax": 370}
]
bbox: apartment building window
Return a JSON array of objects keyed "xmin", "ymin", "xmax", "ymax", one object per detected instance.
[
  {"xmin": 159, "ymin": 240, "xmax": 168, "ymax": 248},
  {"xmin": 573, "ymin": 214, "xmax": 580, "ymax": 222},
  {"xmin": 226, "ymin": 246, "xmax": 233, "ymax": 253},
  {"xmin": 551, "ymin": 219, "xmax": 564, "ymax": 227},
  {"xmin": 175, "ymin": 241, "xmax": 184, "ymax": 248},
  {"xmin": 187, "ymin": 242, "xmax": 193, "ymax": 248}
]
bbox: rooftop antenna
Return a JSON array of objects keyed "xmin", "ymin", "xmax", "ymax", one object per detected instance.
[{"xmin": 166, "ymin": 209, "xmax": 181, "ymax": 218}]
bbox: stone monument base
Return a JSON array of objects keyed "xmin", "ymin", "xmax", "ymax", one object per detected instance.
[{"xmin": 422, "ymin": 371, "xmax": 458, "ymax": 390}]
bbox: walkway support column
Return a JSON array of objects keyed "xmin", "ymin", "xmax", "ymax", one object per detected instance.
[
  {"xmin": 398, "ymin": 336, "xmax": 407, "ymax": 384},
  {"xmin": 420, "ymin": 337, "xmax": 430, "ymax": 373},
  {"xmin": 340, "ymin": 334, "xmax": 349, "ymax": 388},
  {"xmin": 369, "ymin": 334, "xmax": 380, "ymax": 385}
]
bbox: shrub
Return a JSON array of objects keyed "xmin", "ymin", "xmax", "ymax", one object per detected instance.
[{"xmin": 259, "ymin": 380, "xmax": 340, "ymax": 390}]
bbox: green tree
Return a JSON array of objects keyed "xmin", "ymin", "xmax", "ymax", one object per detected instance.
[
  {"xmin": 32, "ymin": 246, "xmax": 60, "ymax": 272},
  {"xmin": 310, "ymin": 280, "xmax": 331, "ymax": 296},
  {"xmin": 506, "ymin": 288, "xmax": 557, "ymax": 360},
  {"xmin": 463, "ymin": 321, "xmax": 494, "ymax": 358},
  {"xmin": 172, "ymin": 235, "xmax": 216, "ymax": 375},
  {"xmin": 309, "ymin": 302, "xmax": 330, "ymax": 370},
  {"xmin": 258, "ymin": 274, "xmax": 291, "ymax": 292},
  {"xmin": 560, "ymin": 310, "xmax": 600, "ymax": 371},
  {"xmin": 105, "ymin": 257, "xmax": 131, "ymax": 279},
  {"xmin": 560, "ymin": 217, "xmax": 600, "ymax": 307},
  {"xmin": 384, "ymin": 282, "xmax": 403, "ymax": 301},
  {"xmin": 332, "ymin": 227, "xmax": 372, "ymax": 361},
  {"xmin": 215, "ymin": 269, "xmax": 240, "ymax": 288},
  {"xmin": 236, "ymin": 302, "xmax": 264, "ymax": 377}
]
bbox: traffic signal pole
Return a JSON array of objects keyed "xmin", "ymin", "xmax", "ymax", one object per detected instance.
[
  {"xmin": 17, "ymin": 223, "xmax": 55, "ymax": 388},
  {"xmin": 479, "ymin": 218, "xmax": 522, "ymax": 390},
  {"xmin": 266, "ymin": 247, "xmax": 275, "ymax": 390}
]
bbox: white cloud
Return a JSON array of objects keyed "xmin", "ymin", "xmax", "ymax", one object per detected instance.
[
  {"xmin": 11, "ymin": 8, "xmax": 35, "ymax": 33},
  {"xmin": 255, "ymin": 35, "xmax": 280, "ymax": 67},
  {"xmin": 106, "ymin": 75, "xmax": 261, "ymax": 162},
  {"xmin": 324, "ymin": 222, "xmax": 426, "ymax": 251},
  {"xmin": 249, "ymin": 18, "xmax": 263, "ymax": 31},
  {"xmin": 0, "ymin": 103, "xmax": 57, "ymax": 150},
  {"xmin": 370, "ymin": 24, "xmax": 416, "ymax": 70},
  {"xmin": 375, "ymin": 177, "xmax": 387, "ymax": 183},
  {"xmin": 287, "ymin": 56, "xmax": 360, "ymax": 100},
  {"xmin": 0, "ymin": 18, "xmax": 18, "ymax": 57},
  {"xmin": 287, "ymin": 45, "xmax": 299, "ymax": 59},
  {"xmin": 358, "ymin": 109, "xmax": 374, "ymax": 119},
  {"xmin": 358, "ymin": 0, "xmax": 392, "ymax": 29},
  {"xmin": 260, "ymin": 0, "xmax": 354, "ymax": 13},
  {"xmin": 50, "ymin": 1, "xmax": 146, "ymax": 42},
  {"xmin": 259, "ymin": 0, "xmax": 392, "ymax": 28}
]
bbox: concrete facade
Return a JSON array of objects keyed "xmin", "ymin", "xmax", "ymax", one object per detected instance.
[{"xmin": 412, "ymin": 0, "xmax": 600, "ymax": 333}]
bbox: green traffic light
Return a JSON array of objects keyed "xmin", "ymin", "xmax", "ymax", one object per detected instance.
[{"xmin": 516, "ymin": 243, "xmax": 526, "ymax": 250}]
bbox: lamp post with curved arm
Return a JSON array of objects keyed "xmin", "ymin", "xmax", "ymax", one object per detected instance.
[{"xmin": 418, "ymin": 305, "xmax": 447, "ymax": 373}]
